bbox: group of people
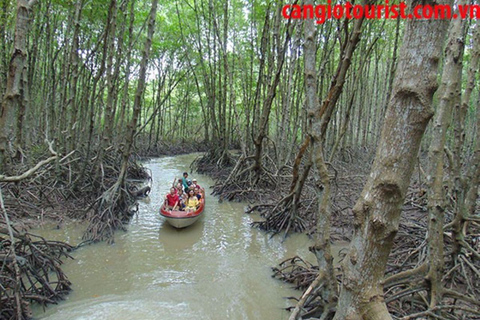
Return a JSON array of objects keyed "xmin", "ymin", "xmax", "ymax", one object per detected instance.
[{"xmin": 164, "ymin": 172, "xmax": 204, "ymax": 212}]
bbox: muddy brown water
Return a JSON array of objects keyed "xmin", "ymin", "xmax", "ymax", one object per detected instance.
[{"xmin": 32, "ymin": 154, "xmax": 321, "ymax": 320}]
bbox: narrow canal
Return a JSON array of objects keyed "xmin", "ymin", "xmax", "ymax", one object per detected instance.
[{"xmin": 34, "ymin": 154, "xmax": 316, "ymax": 320}]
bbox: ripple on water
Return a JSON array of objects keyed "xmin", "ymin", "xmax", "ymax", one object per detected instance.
[
  {"xmin": 41, "ymin": 295, "xmax": 201, "ymax": 320},
  {"xmin": 34, "ymin": 154, "xmax": 308, "ymax": 320}
]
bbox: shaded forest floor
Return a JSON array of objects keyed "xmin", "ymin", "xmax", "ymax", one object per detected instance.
[
  {"xmin": 193, "ymin": 146, "xmax": 480, "ymax": 319},
  {"xmin": 194, "ymin": 146, "xmax": 373, "ymax": 241}
]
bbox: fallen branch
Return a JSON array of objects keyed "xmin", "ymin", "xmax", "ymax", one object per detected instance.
[
  {"xmin": 289, "ymin": 271, "xmax": 326, "ymax": 320},
  {"xmin": 0, "ymin": 140, "xmax": 71, "ymax": 183},
  {"xmin": 383, "ymin": 263, "xmax": 428, "ymax": 287},
  {"xmin": 0, "ymin": 155, "xmax": 58, "ymax": 182}
]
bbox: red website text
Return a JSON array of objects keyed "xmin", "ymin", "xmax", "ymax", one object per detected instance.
[{"xmin": 282, "ymin": 1, "xmax": 480, "ymax": 24}]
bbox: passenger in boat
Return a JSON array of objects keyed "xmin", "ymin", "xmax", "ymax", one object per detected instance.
[
  {"xmin": 177, "ymin": 189, "xmax": 186, "ymax": 210},
  {"xmin": 182, "ymin": 172, "xmax": 192, "ymax": 192},
  {"xmin": 185, "ymin": 189, "xmax": 199, "ymax": 212},
  {"xmin": 175, "ymin": 182, "xmax": 183, "ymax": 194},
  {"xmin": 164, "ymin": 187, "xmax": 179, "ymax": 211},
  {"xmin": 171, "ymin": 178, "xmax": 181, "ymax": 188},
  {"xmin": 194, "ymin": 187, "xmax": 202, "ymax": 200},
  {"xmin": 191, "ymin": 179, "xmax": 202, "ymax": 191}
]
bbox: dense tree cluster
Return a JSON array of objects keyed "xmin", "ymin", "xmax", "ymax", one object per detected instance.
[{"xmin": 0, "ymin": 0, "xmax": 479, "ymax": 319}]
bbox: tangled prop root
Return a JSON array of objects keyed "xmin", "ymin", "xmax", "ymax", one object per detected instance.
[{"xmin": 0, "ymin": 224, "xmax": 74, "ymax": 319}]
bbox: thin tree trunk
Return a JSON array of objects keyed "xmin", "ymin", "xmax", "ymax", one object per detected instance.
[
  {"xmin": 302, "ymin": 3, "xmax": 338, "ymax": 310},
  {"xmin": 329, "ymin": 35, "xmax": 379, "ymax": 162},
  {"xmin": 119, "ymin": 0, "xmax": 158, "ymax": 183},
  {"xmin": 450, "ymin": 19, "xmax": 480, "ymax": 258},
  {"xmin": 118, "ymin": 0, "xmax": 135, "ymax": 135},
  {"xmin": 0, "ymin": 0, "xmax": 12, "ymax": 101},
  {"xmin": 97, "ymin": 0, "xmax": 117, "ymax": 172},
  {"xmin": 67, "ymin": 0, "xmax": 83, "ymax": 151},
  {"xmin": 426, "ymin": 2, "xmax": 466, "ymax": 308},
  {"xmin": 252, "ymin": 5, "xmax": 292, "ymax": 181},
  {"xmin": 311, "ymin": 8, "xmax": 367, "ymax": 317}
]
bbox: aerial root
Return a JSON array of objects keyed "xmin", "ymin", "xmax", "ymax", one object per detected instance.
[
  {"xmin": 0, "ymin": 225, "xmax": 74, "ymax": 319},
  {"xmin": 81, "ymin": 154, "xmax": 149, "ymax": 244},
  {"xmin": 82, "ymin": 181, "xmax": 138, "ymax": 244},
  {"xmin": 275, "ymin": 196, "xmax": 480, "ymax": 319},
  {"xmin": 191, "ymin": 148, "xmax": 234, "ymax": 175},
  {"xmin": 250, "ymin": 193, "xmax": 309, "ymax": 238},
  {"xmin": 272, "ymin": 256, "xmax": 319, "ymax": 290}
]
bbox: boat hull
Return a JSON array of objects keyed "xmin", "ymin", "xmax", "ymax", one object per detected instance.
[{"xmin": 160, "ymin": 198, "xmax": 205, "ymax": 229}]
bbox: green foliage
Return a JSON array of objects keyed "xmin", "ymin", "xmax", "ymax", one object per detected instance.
[{"xmin": 6, "ymin": 0, "xmax": 477, "ymax": 162}]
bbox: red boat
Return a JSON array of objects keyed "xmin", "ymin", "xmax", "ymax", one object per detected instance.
[{"xmin": 160, "ymin": 195, "xmax": 205, "ymax": 228}]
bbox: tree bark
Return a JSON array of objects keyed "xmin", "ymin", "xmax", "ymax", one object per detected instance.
[
  {"xmin": 0, "ymin": 0, "xmax": 37, "ymax": 172},
  {"xmin": 450, "ymin": 19, "xmax": 480, "ymax": 258},
  {"xmin": 426, "ymin": 1, "xmax": 466, "ymax": 308},
  {"xmin": 334, "ymin": 1, "xmax": 450, "ymax": 318},
  {"xmin": 252, "ymin": 5, "xmax": 292, "ymax": 181},
  {"xmin": 118, "ymin": 0, "xmax": 135, "ymax": 135},
  {"xmin": 0, "ymin": 0, "xmax": 12, "ymax": 101},
  {"xmin": 302, "ymin": 1, "xmax": 337, "ymax": 308},
  {"xmin": 118, "ymin": 0, "xmax": 158, "ymax": 183},
  {"xmin": 66, "ymin": 0, "xmax": 83, "ymax": 151},
  {"xmin": 97, "ymin": 0, "xmax": 117, "ymax": 170}
]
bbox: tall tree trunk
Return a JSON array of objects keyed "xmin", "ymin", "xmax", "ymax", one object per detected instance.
[
  {"xmin": 66, "ymin": 0, "xmax": 83, "ymax": 151},
  {"xmin": 302, "ymin": 3, "xmax": 339, "ymax": 311},
  {"xmin": 118, "ymin": 0, "xmax": 135, "ymax": 136},
  {"xmin": 334, "ymin": 1, "xmax": 450, "ymax": 318},
  {"xmin": 118, "ymin": 0, "xmax": 158, "ymax": 183},
  {"xmin": 289, "ymin": 5, "xmax": 369, "ymax": 318},
  {"xmin": 426, "ymin": 2, "xmax": 466, "ymax": 308},
  {"xmin": 103, "ymin": 0, "xmax": 119, "ymax": 143},
  {"xmin": 0, "ymin": 0, "xmax": 37, "ymax": 172},
  {"xmin": 79, "ymin": 29, "xmax": 109, "ymax": 187},
  {"xmin": 310, "ymin": 7, "xmax": 367, "ymax": 316},
  {"xmin": 97, "ymin": 0, "xmax": 117, "ymax": 171},
  {"xmin": 252, "ymin": 4, "xmax": 291, "ymax": 182},
  {"xmin": 450, "ymin": 19, "xmax": 480, "ymax": 258},
  {"xmin": 329, "ymin": 35, "xmax": 379, "ymax": 162},
  {"xmin": 0, "ymin": 0, "xmax": 12, "ymax": 101}
]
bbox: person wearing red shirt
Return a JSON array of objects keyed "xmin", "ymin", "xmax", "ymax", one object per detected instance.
[{"xmin": 165, "ymin": 187, "xmax": 179, "ymax": 210}]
